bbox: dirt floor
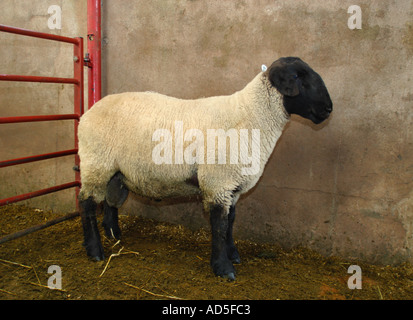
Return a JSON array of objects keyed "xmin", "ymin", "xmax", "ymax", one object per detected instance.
[{"xmin": 0, "ymin": 204, "xmax": 412, "ymax": 300}]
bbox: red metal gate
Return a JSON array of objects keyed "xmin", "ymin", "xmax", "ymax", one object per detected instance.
[
  {"xmin": 0, "ymin": 26, "xmax": 84, "ymax": 242},
  {"xmin": 0, "ymin": 25, "xmax": 84, "ymax": 207},
  {"xmin": 0, "ymin": 0, "xmax": 101, "ymax": 244}
]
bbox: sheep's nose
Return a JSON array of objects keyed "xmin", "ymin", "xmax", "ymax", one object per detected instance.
[{"xmin": 326, "ymin": 104, "xmax": 332, "ymax": 113}]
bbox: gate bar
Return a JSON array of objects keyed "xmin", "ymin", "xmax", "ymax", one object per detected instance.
[
  {"xmin": 0, "ymin": 74, "xmax": 79, "ymax": 84},
  {"xmin": 0, "ymin": 182, "xmax": 81, "ymax": 207},
  {"xmin": 0, "ymin": 149, "xmax": 78, "ymax": 168},
  {"xmin": 0, "ymin": 24, "xmax": 78, "ymax": 44},
  {"xmin": 73, "ymin": 37, "xmax": 83, "ymax": 208},
  {"xmin": 87, "ymin": 0, "xmax": 102, "ymax": 108},
  {"xmin": 0, "ymin": 114, "xmax": 79, "ymax": 124},
  {"xmin": 0, "ymin": 211, "xmax": 80, "ymax": 245}
]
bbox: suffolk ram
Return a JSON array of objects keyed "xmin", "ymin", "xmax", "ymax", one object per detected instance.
[{"xmin": 78, "ymin": 57, "xmax": 333, "ymax": 281}]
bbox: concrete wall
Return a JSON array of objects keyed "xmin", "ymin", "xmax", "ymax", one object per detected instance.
[
  {"xmin": 103, "ymin": 0, "xmax": 413, "ymax": 265},
  {"xmin": 0, "ymin": 0, "xmax": 86, "ymax": 212},
  {"xmin": 1, "ymin": 1, "xmax": 412, "ymax": 265}
]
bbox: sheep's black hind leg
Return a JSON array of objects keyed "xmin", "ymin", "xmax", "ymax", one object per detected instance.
[
  {"xmin": 80, "ymin": 197, "xmax": 104, "ymax": 261},
  {"xmin": 102, "ymin": 172, "xmax": 129, "ymax": 240},
  {"xmin": 226, "ymin": 205, "xmax": 240, "ymax": 264},
  {"xmin": 102, "ymin": 201, "xmax": 121, "ymax": 240},
  {"xmin": 209, "ymin": 204, "xmax": 236, "ymax": 281}
]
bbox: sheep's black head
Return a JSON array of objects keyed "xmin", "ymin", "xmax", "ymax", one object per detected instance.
[{"xmin": 267, "ymin": 57, "xmax": 333, "ymax": 124}]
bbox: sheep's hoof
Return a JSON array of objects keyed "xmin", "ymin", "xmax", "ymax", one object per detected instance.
[
  {"xmin": 221, "ymin": 272, "xmax": 236, "ymax": 281},
  {"xmin": 86, "ymin": 250, "xmax": 105, "ymax": 262},
  {"xmin": 212, "ymin": 260, "xmax": 236, "ymax": 281},
  {"xmin": 83, "ymin": 242, "xmax": 105, "ymax": 262},
  {"xmin": 90, "ymin": 254, "xmax": 104, "ymax": 262}
]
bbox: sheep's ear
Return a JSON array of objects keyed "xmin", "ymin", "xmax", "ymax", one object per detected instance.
[{"xmin": 267, "ymin": 58, "xmax": 301, "ymax": 97}]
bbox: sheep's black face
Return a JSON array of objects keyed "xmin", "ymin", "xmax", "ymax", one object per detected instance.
[{"xmin": 268, "ymin": 57, "xmax": 333, "ymax": 124}]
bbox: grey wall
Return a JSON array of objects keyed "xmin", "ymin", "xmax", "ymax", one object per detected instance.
[{"xmin": 103, "ymin": 0, "xmax": 413, "ymax": 265}]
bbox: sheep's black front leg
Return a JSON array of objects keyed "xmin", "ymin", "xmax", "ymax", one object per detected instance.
[
  {"xmin": 102, "ymin": 200, "xmax": 121, "ymax": 240},
  {"xmin": 80, "ymin": 197, "xmax": 104, "ymax": 261},
  {"xmin": 209, "ymin": 204, "xmax": 236, "ymax": 281},
  {"xmin": 226, "ymin": 205, "xmax": 240, "ymax": 264}
]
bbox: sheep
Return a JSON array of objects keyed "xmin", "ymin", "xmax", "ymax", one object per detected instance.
[{"xmin": 78, "ymin": 56, "xmax": 333, "ymax": 281}]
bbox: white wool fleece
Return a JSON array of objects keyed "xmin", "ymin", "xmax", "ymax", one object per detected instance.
[{"xmin": 77, "ymin": 72, "xmax": 290, "ymax": 209}]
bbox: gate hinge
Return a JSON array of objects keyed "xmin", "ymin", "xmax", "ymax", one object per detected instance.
[{"xmin": 83, "ymin": 53, "xmax": 92, "ymax": 68}]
